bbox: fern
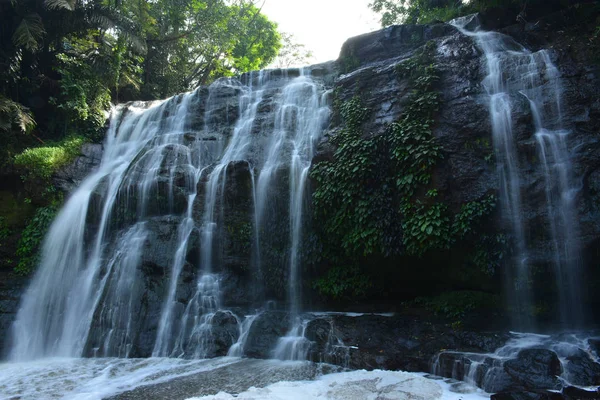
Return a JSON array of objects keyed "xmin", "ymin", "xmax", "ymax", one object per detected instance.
[
  {"xmin": 45, "ymin": 0, "xmax": 76, "ymax": 10},
  {"xmin": 12, "ymin": 14, "xmax": 45, "ymax": 52},
  {"xmin": 0, "ymin": 97, "xmax": 36, "ymax": 133}
]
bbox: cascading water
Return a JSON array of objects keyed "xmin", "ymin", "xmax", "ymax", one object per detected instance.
[
  {"xmin": 9, "ymin": 68, "xmax": 330, "ymax": 362},
  {"xmin": 9, "ymin": 93, "xmax": 197, "ymax": 360},
  {"xmin": 452, "ymin": 16, "xmax": 583, "ymax": 328},
  {"xmin": 259, "ymin": 71, "xmax": 330, "ymax": 360}
]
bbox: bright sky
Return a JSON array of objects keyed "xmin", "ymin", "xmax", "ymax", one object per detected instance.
[{"xmin": 261, "ymin": 0, "xmax": 381, "ymax": 64}]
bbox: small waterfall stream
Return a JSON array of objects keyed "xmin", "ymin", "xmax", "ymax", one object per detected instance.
[{"xmin": 452, "ymin": 15, "xmax": 583, "ymax": 329}]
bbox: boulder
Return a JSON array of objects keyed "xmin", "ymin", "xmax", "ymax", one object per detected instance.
[
  {"xmin": 244, "ymin": 311, "xmax": 290, "ymax": 359},
  {"xmin": 208, "ymin": 310, "xmax": 240, "ymax": 357},
  {"xmin": 503, "ymin": 349, "xmax": 563, "ymax": 390},
  {"xmin": 562, "ymin": 386, "xmax": 600, "ymax": 400},
  {"xmin": 54, "ymin": 143, "xmax": 103, "ymax": 193},
  {"xmin": 563, "ymin": 349, "xmax": 600, "ymax": 386}
]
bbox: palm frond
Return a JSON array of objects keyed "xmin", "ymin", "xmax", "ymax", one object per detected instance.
[
  {"xmin": 0, "ymin": 97, "xmax": 36, "ymax": 133},
  {"xmin": 120, "ymin": 71, "xmax": 141, "ymax": 90},
  {"xmin": 89, "ymin": 7, "xmax": 147, "ymax": 54},
  {"xmin": 45, "ymin": 0, "xmax": 76, "ymax": 11},
  {"xmin": 15, "ymin": 105, "xmax": 36, "ymax": 133},
  {"xmin": 12, "ymin": 14, "xmax": 46, "ymax": 52}
]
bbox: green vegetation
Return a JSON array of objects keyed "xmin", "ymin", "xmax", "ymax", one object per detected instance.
[
  {"xmin": 369, "ymin": 0, "xmax": 590, "ymax": 26},
  {"xmin": 15, "ymin": 203, "xmax": 59, "ymax": 275},
  {"xmin": 0, "ymin": 0, "xmax": 283, "ymax": 168},
  {"xmin": 411, "ymin": 290, "xmax": 502, "ymax": 321},
  {"xmin": 14, "ymin": 137, "xmax": 84, "ymax": 181},
  {"xmin": 312, "ymin": 42, "xmax": 497, "ymax": 300}
]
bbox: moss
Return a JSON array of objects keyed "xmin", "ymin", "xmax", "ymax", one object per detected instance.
[{"xmin": 14, "ymin": 136, "xmax": 84, "ymax": 181}]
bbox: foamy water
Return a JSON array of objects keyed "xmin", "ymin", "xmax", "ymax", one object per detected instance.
[
  {"xmin": 0, "ymin": 358, "xmax": 487, "ymax": 400},
  {"xmin": 0, "ymin": 357, "xmax": 240, "ymax": 400},
  {"xmin": 186, "ymin": 370, "xmax": 488, "ymax": 400}
]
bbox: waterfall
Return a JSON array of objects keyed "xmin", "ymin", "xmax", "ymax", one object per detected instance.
[
  {"xmin": 452, "ymin": 15, "xmax": 583, "ymax": 328},
  {"xmin": 9, "ymin": 68, "xmax": 330, "ymax": 361}
]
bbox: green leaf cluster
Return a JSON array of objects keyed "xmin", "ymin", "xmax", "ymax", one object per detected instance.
[
  {"xmin": 14, "ymin": 136, "xmax": 84, "ymax": 181},
  {"xmin": 15, "ymin": 204, "xmax": 59, "ymax": 275},
  {"xmin": 0, "ymin": 0, "xmax": 282, "ymax": 167},
  {"xmin": 312, "ymin": 42, "xmax": 498, "ymax": 299}
]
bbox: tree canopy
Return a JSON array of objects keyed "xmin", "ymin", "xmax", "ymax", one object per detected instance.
[
  {"xmin": 368, "ymin": 0, "xmax": 579, "ymax": 26},
  {"xmin": 0, "ymin": 0, "xmax": 282, "ymax": 162}
]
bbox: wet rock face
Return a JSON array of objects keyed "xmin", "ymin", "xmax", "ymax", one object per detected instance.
[
  {"xmin": 563, "ymin": 349, "xmax": 600, "ymax": 386},
  {"xmin": 322, "ymin": 3, "xmax": 600, "ymax": 312},
  {"xmin": 503, "ymin": 349, "xmax": 563, "ymax": 390},
  {"xmin": 0, "ymin": 273, "xmax": 29, "ymax": 357},
  {"xmin": 54, "ymin": 143, "xmax": 104, "ymax": 193},
  {"xmin": 244, "ymin": 311, "xmax": 290, "ymax": 359},
  {"xmin": 206, "ymin": 311, "xmax": 240, "ymax": 357}
]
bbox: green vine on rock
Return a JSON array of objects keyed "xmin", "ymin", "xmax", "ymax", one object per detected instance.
[
  {"xmin": 311, "ymin": 41, "xmax": 498, "ymax": 298},
  {"xmin": 15, "ymin": 203, "xmax": 59, "ymax": 275}
]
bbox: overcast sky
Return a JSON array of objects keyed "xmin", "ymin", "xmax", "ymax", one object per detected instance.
[{"xmin": 261, "ymin": 0, "xmax": 380, "ymax": 64}]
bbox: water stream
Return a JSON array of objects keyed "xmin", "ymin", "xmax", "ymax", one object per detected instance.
[
  {"xmin": 452, "ymin": 15, "xmax": 583, "ymax": 329},
  {"xmin": 9, "ymin": 68, "xmax": 330, "ymax": 362}
]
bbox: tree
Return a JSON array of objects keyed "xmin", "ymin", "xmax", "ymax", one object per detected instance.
[
  {"xmin": 369, "ymin": 0, "xmax": 466, "ymax": 25},
  {"xmin": 0, "ymin": 0, "xmax": 282, "ymax": 147},
  {"xmin": 270, "ymin": 33, "xmax": 315, "ymax": 69}
]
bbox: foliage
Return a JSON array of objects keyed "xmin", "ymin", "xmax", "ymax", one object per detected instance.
[
  {"xmin": 369, "ymin": 0, "xmax": 468, "ymax": 25},
  {"xmin": 0, "ymin": 217, "xmax": 10, "ymax": 241},
  {"xmin": 314, "ymin": 265, "xmax": 372, "ymax": 300},
  {"xmin": 0, "ymin": 0, "xmax": 281, "ymax": 169},
  {"xmin": 15, "ymin": 203, "xmax": 59, "ymax": 275},
  {"xmin": 270, "ymin": 33, "xmax": 315, "ymax": 68},
  {"xmin": 412, "ymin": 290, "xmax": 501, "ymax": 320},
  {"xmin": 0, "ymin": 96, "xmax": 36, "ymax": 134},
  {"xmin": 51, "ymin": 51, "xmax": 112, "ymax": 138},
  {"xmin": 451, "ymin": 194, "xmax": 496, "ymax": 238},
  {"xmin": 401, "ymin": 200, "xmax": 450, "ymax": 256},
  {"xmin": 368, "ymin": 0, "xmax": 561, "ymax": 26},
  {"xmin": 14, "ymin": 136, "xmax": 84, "ymax": 180},
  {"xmin": 312, "ymin": 42, "xmax": 498, "ymax": 299}
]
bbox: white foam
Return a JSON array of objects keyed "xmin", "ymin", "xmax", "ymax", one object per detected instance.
[
  {"xmin": 186, "ymin": 370, "xmax": 488, "ymax": 400},
  {"xmin": 0, "ymin": 357, "xmax": 241, "ymax": 400},
  {"xmin": 310, "ymin": 312, "xmax": 395, "ymax": 317}
]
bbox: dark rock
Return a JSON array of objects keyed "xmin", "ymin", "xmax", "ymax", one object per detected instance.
[
  {"xmin": 54, "ymin": 143, "xmax": 103, "ymax": 193},
  {"xmin": 338, "ymin": 23, "xmax": 457, "ymax": 68},
  {"xmin": 456, "ymin": 331, "xmax": 510, "ymax": 352},
  {"xmin": 208, "ymin": 310, "xmax": 240, "ymax": 357},
  {"xmin": 304, "ymin": 318, "xmax": 332, "ymax": 354},
  {"xmin": 483, "ymin": 366, "xmax": 521, "ymax": 394},
  {"xmin": 504, "ymin": 349, "xmax": 563, "ymax": 390},
  {"xmin": 491, "ymin": 390, "xmax": 565, "ymax": 400},
  {"xmin": 0, "ymin": 272, "xmax": 29, "ymax": 357},
  {"xmin": 562, "ymin": 386, "xmax": 600, "ymax": 400},
  {"xmin": 300, "ymin": 314, "xmax": 510, "ymax": 373},
  {"xmin": 563, "ymin": 349, "xmax": 600, "ymax": 386},
  {"xmin": 589, "ymin": 339, "xmax": 600, "ymax": 358},
  {"xmin": 244, "ymin": 311, "xmax": 290, "ymax": 359}
]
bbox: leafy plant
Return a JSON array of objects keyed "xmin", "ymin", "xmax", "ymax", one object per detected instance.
[
  {"xmin": 14, "ymin": 136, "xmax": 84, "ymax": 181},
  {"xmin": 0, "ymin": 217, "xmax": 10, "ymax": 241},
  {"xmin": 0, "ymin": 97, "xmax": 36, "ymax": 134},
  {"xmin": 15, "ymin": 204, "xmax": 59, "ymax": 275},
  {"xmin": 312, "ymin": 41, "xmax": 498, "ymax": 299},
  {"xmin": 413, "ymin": 290, "xmax": 501, "ymax": 320}
]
